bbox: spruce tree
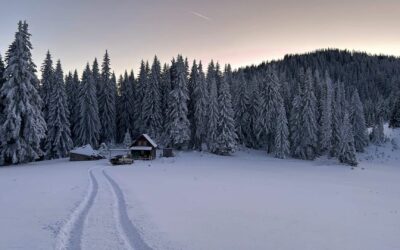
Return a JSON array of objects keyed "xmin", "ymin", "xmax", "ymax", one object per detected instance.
[
  {"xmin": 274, "ymin": 99, "xmax": 290, "ymax": 159},
  {"xmin": 69, "ymin": 70, "xmax": 81, "ymax": 144},
  {"xmin": 116, "ymin": 72, "xmax": 135, "ymax": 142},
  {"xmin": 319, "ymin": 71, "xmax": 333, "ymax": 153},
  {"xmin": 0, "ymin": 54, "xmax": 5, "ymax": 122},
  {"xmin": 338, "ymin": 109, "xmax": 358, "ymax": 166},
  {"xmin": 142, "ymin": 56, "xmax": 162, "ymax": 139},
  {"xmin": 123, "ymin": 130, "xmax": 132, "ymax": 148},
  {"xmin": 290, "ymin": 77, "xmax": 303, "ymax": 158},
  {"xmin": 76, "ymin": 64, "xmax": 100, "ymax": 147},
  {"xmin": 0, "ymin": 21, "xmax": 46, "ymax": 164},
  {"xmin": 92, "ymin": 58, "xmax": 101, "ymax": 102},
  {"xmin": 371, "ymin": 117, "xmax": 385, "ymax": 145},
  {"xmin": 99, "ymin": 50, "xmax": 116, "ymax": 144},
  {"xmin": 161, "ymin": 64, "xmax": 171, "ymax": 131},
  {"xmin": 188, "ymin": 60, "xmax": 199, "ymax": 148},
  {"xmin": 331, "ymin": 81, "xmax": 345, "ymax": 157},
  {"xmin": 40, "ymin": 50, "xmax": 54, "ymax": 123},
  {"xmin": 233, "ymin": 70, "xmax": 250, "ymax": 145},
  {"xmin": 299, "ymin": 68, "xmax": 318, "ymax": 160},
  {"xmin": 192, "ymin": 61, "xmax": 209, "ymax": 150},
  {"xmin": 207, "ymin": 63, "xmax": 219, "ymax": 153},
  {"xmin": 165, "ymin": 56, "xmax": 190, "ymax": 148},
  {"xmin": 45, "ymin": 60, "xmax": 73, "ymax": 158},
  {"xmin": 136, "ymin": 61, "xmax": 148, "ymax": 133},
  {"xmin": 215, "ymin": 68, "xmax": 237, "ymax": 155},
  {"xmin": 350, "ymin": 89, "xmax": 368, "ymax": 152}
]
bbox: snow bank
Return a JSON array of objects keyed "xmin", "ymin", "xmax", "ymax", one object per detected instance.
[{"xmin": 70, "ymin": 144, "xmax": 100, "ymax": 157}]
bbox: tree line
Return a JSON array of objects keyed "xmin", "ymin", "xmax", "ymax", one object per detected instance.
[{"xmin": 1, "ymin": 21, "xmax": 399, "ymax": 166}]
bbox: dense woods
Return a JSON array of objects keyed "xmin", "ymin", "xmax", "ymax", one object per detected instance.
[{"xmin": 1, "ymin": 21, "xmax": 400, "ymax": 166}]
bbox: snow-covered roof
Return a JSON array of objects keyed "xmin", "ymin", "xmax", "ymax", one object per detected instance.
[
  {"xmin": 142, "ymin": 134, "xmax": 158, "ymax": 148},
  {"xmin": 130, "ymin": 146, "xmax": 153, "ymax": 151},
  {"xmin": 70, "ymin": 145, "xmax": 100, "ymax": 157}
]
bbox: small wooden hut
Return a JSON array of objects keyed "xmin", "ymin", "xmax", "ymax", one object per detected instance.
[{"xmin": 130, "ymin": 134, "xmax": 157, "ymax": 160}]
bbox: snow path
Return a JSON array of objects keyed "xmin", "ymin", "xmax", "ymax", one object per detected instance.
[
  {"xmin": 55, "ymin": 167, "xmax": 100, "ymax": 250},
  {"xmin": 81, "ymin": 167, "xmax": 128, "ymax": 250},
  {"xmin": 103, "ymin": 168, "xmax": 153, "ymax": 250}
]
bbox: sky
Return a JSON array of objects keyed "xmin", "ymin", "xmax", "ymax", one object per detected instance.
[{"xmin": 1, "ymin": 0, "xmax": 400, "ymax": 76}]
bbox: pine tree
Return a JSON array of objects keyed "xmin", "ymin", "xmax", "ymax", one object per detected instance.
[
  {"xmin": 299, "ymin": 69, "xmax": 318, "ymax": 160},
  {"xmin": 98, "ymin": 50, "xmax": 116, "ymax": 144},
  {"xmin": 142, "ymin": 56, "xmax": 162, "ymax": 140},
  {"xmin": 207, "ymin": 63, "xmax": 219, "ymax": 153},
  {"xmin": 371, "ymin": 117, "xmax": 385, "ymax": 145},
  {"xmin": 319, "ymin": 71, "xmax": 333, "ymax": 153},
  {"xmin": 331, "ymin": 81, "xmax": 345, "ymax": 157},
  {"xmin": 45, "ymin": 60, "xmax": 73, "ymax": 159},
  {"xmin": 350, "ymin": 89, "xmax": 368, "ymax": 152},
  {"xmin": 164, "ymin": 56, "xmax": 190, "ymax": 148},
  {"xmin": 257, "ymin": 68, "xmax": 283, "ymax": 153},
  {"xmin": 68, "ymin": 70, "xmax": 80, "ymax": 145},
  {"xmin": 76, "ymin": 64, "xmax": 100, "ymax": 147},
  {"xmin": 0, "ymin": 54, "xmax": 6, "ymax": 122},
  {"xmin": 290, "ymin": 75, "xmax": 303, "ymax": 158},
  {"xmin": 233, "ymin": 70, "xmax": 250, "ymax": 144},
  {"xmin": 215, "ymin": 68, "xmax": 237, "ymax": 155},
  {"xmin": 116, "ymin": 72, "xmax": 135, "ymax": 142},
  {"xmin": 40, "ymin": 50, "xmax": 54, "ymax": 123},
  {"xmin": 136, "ymin": 61, "xmax": 148, "ymax": 133},
  {"xmin": 188, "ymin": 60, "xmax": 198, "ymax": 148},
  {"xmin": 160, "ymin": 64, "xmax": 171, "ymax": 131},
  {"xmin": 92, "ymin": 58, "xmax": 101, "ymax": 102},
  {"xmin": 123, "ymin": 130, "xmax": 132, "ymax": 148},
  {"xmin": 192, "ymin": 61, "xmax": 209, "ymax": 150},
  {"xmin": 248, "ymin": 74, "xmax": 262, "ymax": 148},
  {"xmin": 0, "ymin": 21, "xmax": 46, "ymax": 165},
  {"xmin": 274, "ymin": 99, "xmax": 290, "ymax": 159},
  {"xmin": 338, "ymin": 109, "xmax": 358, "ymax": 166}
]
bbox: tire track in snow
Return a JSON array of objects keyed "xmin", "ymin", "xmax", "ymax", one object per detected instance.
[
  {"xmin": 54, "ymin": 167, "xmax": 100, "ymax": 250},
  {"xmin": 103, "ymin": 168, "xmax": 153, "ymax": 250}
]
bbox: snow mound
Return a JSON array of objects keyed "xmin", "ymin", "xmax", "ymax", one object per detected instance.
[{"xmin": 70, "ymin": 145, "xmax": 101, "ymax": 157}]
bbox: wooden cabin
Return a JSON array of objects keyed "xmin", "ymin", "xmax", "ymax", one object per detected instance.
[{"xmin": 130, "ymin": 134, "xmax": 157, "ymax": 160}]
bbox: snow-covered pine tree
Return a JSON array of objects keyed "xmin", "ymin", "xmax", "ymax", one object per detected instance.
[
  {"xmin": 116, "ymin": 72, "xmax": 135, "ymax": 142},
  {"xmin": 274, "ymin": 98, "xmax": 290, "ymax": 159},
  {"xmin": 207, "ymin": 62, "xmax": 219, "ymax": 153},
  {"xmin": 123, "ymin": 130, "xmax": 132, "ymax": 148},
  {"xmin": 45, "ymin": 60, "xmax": 73, "ymax": 159},
  {"xmin": 0, "ymin": 21, "xmax": 46, "ymax": 165},
  {"xmin": 371, "ymin": 117, "xmax": 385, "ymax": 145},
  {"xmin": 192, "ymin": 61, "xmax": 209, "ymax": 150},
  {"xmin": 70, "ymin": 70, "xmax": 81, "ymax": 144},
  {"xmin": 136, "ymin": 61, "xmax": 149, "ymax": 133},
  {"xmin": 389, "ymin": 92, "xmax": 400, "ymax": 128},
  {"xmin": 0, "ymin": 54, "xmax": 5, "ymax": 122},
  {"xmin": 299, "ymin": 68, "xmax": 318, "ymax": 160},
  {"xmin": 290, "ymin": 70, "xmax": 304, "ymax": 158},
  {"xmin": 258, "ymin": 67, "xmax": 283, "ymax": 153},
  {"xmin": 98, "ymin": 50, "xmax": 116, "ymax": 144},
  {"xmin": 92, "ymin": 58, "xmax": 101, "ymax": 103},
  {"xmin": 187, "ymin": 60, "xmax": 198, "ymax": 148},
  {"xmin": 350, "ymin": 89, "xmax": 368, "ymax": 152},
  {"xmin": 331, "ymin": 81, "xmax": 345, "ymax": 157},
  {"xmin": 160, "ymin": 64, "xmax": 171, "ymax": 132},
  {"xmin": 215, "ymin": 67, "xmax": 237, "ymax": 155},
  {"xmin": 76, "ymin": 63, "xmax": 100, "ymax": 148},
  {"xmin": 338, "ymin": 109, "xmax": 358, "ymax": 166},
  {"xmin": 40, "ymin": 50, "xmax": 54, "ymax": 123},
  {"xmin": 142, "ymin": 56, "xmax": 162, "ymax": 140},
  {"xmin": 248, "ymin": 74, "xmax": 262, "ymax": 148},
  {"xmin": 233, "ymin": 70, "xmax": 250, "ymax": 145},
  {"xmin": 319, "ymin": 71, "xmax": 333, "ymax": 153},
  {"xmin": 164, "ymin": 56, "xmax": 190, "ymax": 148}
]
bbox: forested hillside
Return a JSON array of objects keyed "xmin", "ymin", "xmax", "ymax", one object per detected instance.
[{"xmin": 1, "ymin": 22, "xmax": 400, "ymax": 167}]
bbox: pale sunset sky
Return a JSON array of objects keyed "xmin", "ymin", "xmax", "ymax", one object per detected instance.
[{"xmin": 1, "ymin": 0, "xmax": 400, "ymax": 75}]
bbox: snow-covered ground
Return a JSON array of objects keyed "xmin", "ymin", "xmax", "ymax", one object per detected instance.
[{"xmin": 1, "ymin": 129, "xmax": 399, "ymax": 250}]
